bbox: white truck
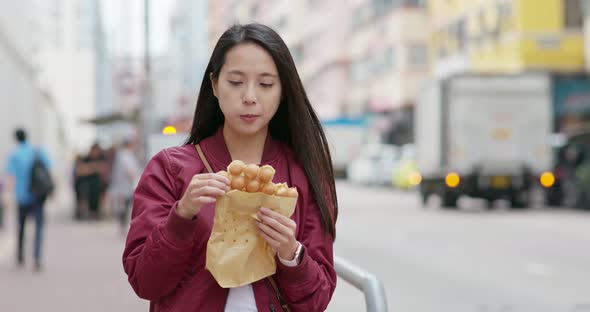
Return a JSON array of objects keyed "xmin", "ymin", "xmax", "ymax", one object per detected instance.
[{"xmin": 416, "ymin": 73, "xmax": 554, "ymax": 208}]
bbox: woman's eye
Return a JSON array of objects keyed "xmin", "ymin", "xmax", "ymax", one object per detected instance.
[
  {"xmin": 228, "ymin": 81, "xmax": 242, "ymax": 86},
  {"xmin": 260, "ymin": 83, "xmax": 274, "ymax": 88}
]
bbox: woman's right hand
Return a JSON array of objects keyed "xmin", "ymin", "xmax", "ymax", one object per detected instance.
[{"xmin": 177, "ymin": 173, "xmax": 230, "ymax": 219}]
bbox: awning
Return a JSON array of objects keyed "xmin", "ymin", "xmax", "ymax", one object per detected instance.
[{"xmin": 80, "ymin": 109, "xmax": 140, "ymax": 125}]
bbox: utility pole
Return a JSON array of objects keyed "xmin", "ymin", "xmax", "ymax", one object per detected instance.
[
  {"xmin": 144, "ymin": 0, "xmax": 151, "ymax": 80},
  {"xmin": 141, "ymin": 0, "xmax": 151, "ymax": 162},
  {"xmin": 581, "ymin": 0, "xmax": 590, "ymax": 71}
]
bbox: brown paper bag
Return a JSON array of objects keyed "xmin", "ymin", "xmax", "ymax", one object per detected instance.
[{"xmin": 206, "ymin": 189, "xmax": 297, "ymax": 288}]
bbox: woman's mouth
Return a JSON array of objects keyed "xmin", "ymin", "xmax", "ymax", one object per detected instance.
[{"xmin": 240, "ymin": 114, "xmax": 259, "ymax": 123}]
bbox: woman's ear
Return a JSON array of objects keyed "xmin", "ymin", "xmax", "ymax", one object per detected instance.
[{"xmin": 210, "ymin": 73, "xmax": 218, "ymax": 98}]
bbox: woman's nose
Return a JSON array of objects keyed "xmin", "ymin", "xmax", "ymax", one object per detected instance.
[{"xmin": 243, "ymin": 84, "xmax": 257, "ymax": 105}]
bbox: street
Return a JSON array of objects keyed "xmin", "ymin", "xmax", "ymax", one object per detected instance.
[
  {"xmin": 331, "ymin": 183, "xmax": 590, "ymax": 312},
  {"xmin": 1, "ymin": 181, "xmax": 589, "ymax": 312}
]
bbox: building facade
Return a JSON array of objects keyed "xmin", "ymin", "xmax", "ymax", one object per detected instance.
[
  {"xmin": 164, "ymin": 0, "xmax": 210, "ymax": 134},
  {"xmin": 429, "ymin": 0, "xmax": 585, "ymax": 77},
  {"xmin": 349, "ymin": 0, "xmax": 429, "ymax": 144},
  {"xmin": 0, "ymin": 0, "xmax": 67, "ymax": 181},
  {"xmin": 34, "ymin": 0, "xmax": 112, "ymax": 152},
  {"xmin": 208, "ymin": 0, "xmax": 355, "ymax": 120}
]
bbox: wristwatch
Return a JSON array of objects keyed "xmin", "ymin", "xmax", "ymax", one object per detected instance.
[{"xmin": 279, "ymin": 242, "xmax": 303, "ymax": 267}]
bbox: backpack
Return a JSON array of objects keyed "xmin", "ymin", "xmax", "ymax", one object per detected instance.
[{"xmin": 29, "ymin": 150, "xmax": 54, "ymax": 199}]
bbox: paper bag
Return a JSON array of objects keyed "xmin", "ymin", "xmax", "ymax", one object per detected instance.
[{"xmin": 206, "ymin": 189, "xmax": 297, "ymax": 288}]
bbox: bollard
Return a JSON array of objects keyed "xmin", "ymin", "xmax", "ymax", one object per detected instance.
[{"xmin": 334, "ymin": 256, "xmax": 388, "ymax": 312}]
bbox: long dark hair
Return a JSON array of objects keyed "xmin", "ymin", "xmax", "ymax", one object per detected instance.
[{"xmin": 186, "ymin": 23, "xmax": 338, "ymax": 238}]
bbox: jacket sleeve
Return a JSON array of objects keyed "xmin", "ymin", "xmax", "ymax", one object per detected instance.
[
  {"xmin": 275, "ymin": 188, "xmax": 337, "ymax": 311},
  {"xmin": 122, "ymin": 150, "xmax": 199, "ymax": 300}
]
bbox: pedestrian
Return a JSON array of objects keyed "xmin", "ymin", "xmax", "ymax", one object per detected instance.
[
  {"xmin": 123, "ymin": 23, "xmax": 338, "ymax": 311},
  {"xmin": 77, "ymin": 143, "xmax": 107, "ymax": 219},
  {"xmin": 102, "ymin": 144, "xmax": 118, "ymax": 218},
  {"xmin": 109, "ymin": 139, "xmax": 141, "ymax": 234},
  {"xmin": 73, "ymin": 154, "xmax": 87, "ymax": 220},
  {"xmin": 5, "ymin": 128, "xmax": 51, "ymax": 271}
]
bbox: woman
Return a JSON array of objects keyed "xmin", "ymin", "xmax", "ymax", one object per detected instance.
[{"xmin": 123, "ymin": 23, "xmax": 338, "ymax": 311}]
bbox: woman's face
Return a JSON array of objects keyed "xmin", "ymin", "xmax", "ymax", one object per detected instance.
[{"xmin": 211, "ymin": 43, "xmax": 282, "ymax": 137}]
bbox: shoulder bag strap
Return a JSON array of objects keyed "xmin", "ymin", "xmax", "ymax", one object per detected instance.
[
  {"xmin": 268, "ymin": 276, "xmax": 291, "ymax": 312},
  {"xmin": 195, "ymin": 144, "xmax": 214, "ymax": 173}
]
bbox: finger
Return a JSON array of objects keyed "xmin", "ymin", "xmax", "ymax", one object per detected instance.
[
  {"xmin": 195, "ymin": 186, "xmax": 227, "ymax": 198},
  {"xmin": 257, "ymin": 224, "xmax": 281, "ymax": 248},
  {"xmin": 195, "ymin": 173, "xmax": 230, "ymax": 185},
  {"xmin": 193, "ymin": 178, "xmax": 230, "ymax": 191},
  {"xmin": 197, "ymin": 196, "xmax": 216, "ymax": 204},
  {"xmin": 259, "ymin": 207, "xmax": 296, "ymax": 228},
  {"xmin": 257, "ymin": 213, "xmax": 292, "ymax": 237},
  {"xmin": 257, "ymin": 221, "xmax": 289, "ymax": 244}
]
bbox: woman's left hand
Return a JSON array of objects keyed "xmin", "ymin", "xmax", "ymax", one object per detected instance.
[{"xmin": 256, "ymin": 207, "xmax": 299, "ymax": 260}]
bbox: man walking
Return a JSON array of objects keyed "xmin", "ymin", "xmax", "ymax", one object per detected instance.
[{"xmin": 5, "ymin": 128, "xmax": 51, "ymax": 271}]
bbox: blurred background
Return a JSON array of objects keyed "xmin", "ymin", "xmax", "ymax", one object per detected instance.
[{"xmin": 1, "ymin": 0, "xmax": 590, "ymax": 311}]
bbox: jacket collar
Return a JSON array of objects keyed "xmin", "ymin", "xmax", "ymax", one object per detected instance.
[{"xmin": 200, "ymin": 126, "xmax": 281, "ymax": 168}]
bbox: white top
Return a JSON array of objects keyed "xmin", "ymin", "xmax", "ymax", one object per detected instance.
[
  {"xmin": 224, "ymin": 243, "xmax": 302, "ymax": 312},
  {"xmin": 224, "ymin": 284, "xmax": 258, "ymax": 312},
  {"xmin": 109, "ymin": 148, "xmax": 141, "ymax": 197}
]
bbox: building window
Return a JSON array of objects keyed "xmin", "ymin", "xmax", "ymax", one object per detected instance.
[
  {"xmin": 564, "ymin": 0, "xmax": 583, "ymax": 28},
  {"xmin": 408, "ymin": 44, "xmax": 428, "ymax": 69},
  {"xmin": 402, "ymin": 0, "xmax": 425, "ymax": 6},
  {"xmin": 292, "ymin": 44, "xmax": 304, "ymax": 64},
  {"xmin": 351, "ymin": 56, "xmax": 371, "ymax": 82},
  {"xmin": 352, "ymin": 4, "xmax": 375, "ymax": 31},
  {"xmin": 373, "ymin": 0, "xmax": 393, "ymax": 11},
  {"xmin": 384, "ymin": 47, "xmax": 395, "ymax": 71},
  {"xmin": 456, "ymin": 19, "xmax": 466, "ymax": 50},
  {"xmin": 497, "ymin": 2, "xmax": 514, "ymax": 32},
  {"xmin": 370, "ymin": 47, "xmax": 395, "ymax": 75}
]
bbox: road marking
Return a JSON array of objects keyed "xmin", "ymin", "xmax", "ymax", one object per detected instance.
[{"xmin": 525, "ymin": 262, "xmax": 554, "ymax": 277}]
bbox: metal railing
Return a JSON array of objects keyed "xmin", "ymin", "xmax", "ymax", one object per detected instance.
[{"xmin": 334, "ymin": 256, "xmax": 389, "ymax": 312}]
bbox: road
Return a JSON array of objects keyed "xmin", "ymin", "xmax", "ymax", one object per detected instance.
[
  {"xmin": 1, "ymin": 181, "xmax": 589, "ymax": 312},
  {"xmin": 329, "ymin": 183, "xmax": 590, "ymax": 312}
]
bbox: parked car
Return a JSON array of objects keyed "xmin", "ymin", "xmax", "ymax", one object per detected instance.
[
  {"xmin": 391, "ymin": 144, "xmax": 422, "ymax": 189},
  {"xmin": 347, "ymin": 144, "xmax": 399, "ymax": 186}
]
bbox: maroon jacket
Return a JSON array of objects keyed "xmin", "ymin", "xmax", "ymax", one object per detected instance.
[{"xmin": 123, "ymin": 128, "xmax": 336, "ymax": 311}]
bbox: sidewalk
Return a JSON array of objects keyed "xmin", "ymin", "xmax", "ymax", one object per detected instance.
[
  {"xmin": 0, "ymin": 176, "xmax": 74, "ymax": 264},
  {"xmin": 0, "ymin": 179, "xmax": 148, "ymax": 311},
  {"xmin": 0, "ymin": 218, "xmax": 147, "ymax": 311}
]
